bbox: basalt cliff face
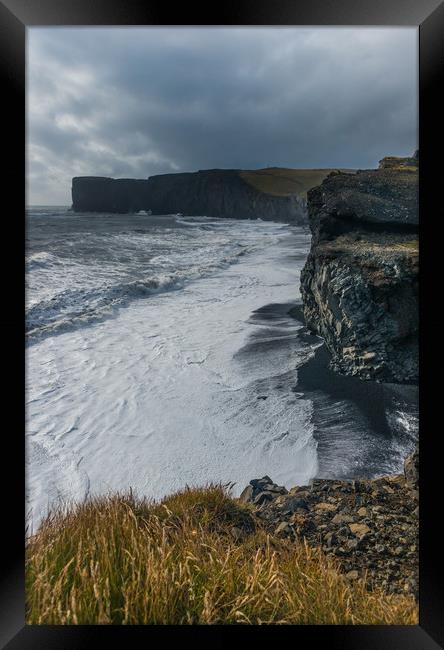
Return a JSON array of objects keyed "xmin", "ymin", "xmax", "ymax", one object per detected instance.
[
  {"xmin": 71, "ymin": 168, "xmax": 344, "ymax": 223},
  {"xmin": 141, "ymin": 169, "xmax": 308, "ymax": 221},
  {"xmin": 300, "ymin": 153, "xmax": 418, "ymax": 383},
  {"xmin": 72, "ymin": 169, "xmax": 306, "ymax": 222}
]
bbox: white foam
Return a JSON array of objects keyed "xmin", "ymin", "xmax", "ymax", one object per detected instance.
[
  {"xmin": 26, "ymin": 219, "xmax": 282, "ymax": 342},
  {"xmin": 26, "ymin": 251, "xmax": 62, "ymax": 269},
  {"xmin": 26, "ymin": 224, "xmax": 318, "ymax": 530}
]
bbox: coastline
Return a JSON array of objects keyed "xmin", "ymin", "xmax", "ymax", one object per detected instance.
[
  {"xmin": 249, "ymin": 154, "xmax": 419, "ymax": 600},
  {"xmin": 26, "ymin": 221, "xmax": 315, "ymax": 528},
  {"xmin": 26, "ymin": 219, "xmax": 419, "ymax": 621},
  {"xmin": 235, "ymin": 301, "xmax": 418, "ymax": 598},
  {"xmin": 288, "ymin": 303, "xmax": 418, "ymax": 479},
  {"xmin": 26, "ymin": 218, "xmax": 417, "ymax": 530},
  {"xmin": 26, "ymin": 211, "xmax": 418, "ymax": 603}
]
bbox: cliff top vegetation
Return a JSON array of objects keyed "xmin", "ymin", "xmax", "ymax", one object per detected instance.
[
  {"xmin": 26, "ymin": 484, "xmax": 417, "ymax": 625},
  {"xmin": 240, "ymin": 168, "xmax": 355, "ymax": 198}
]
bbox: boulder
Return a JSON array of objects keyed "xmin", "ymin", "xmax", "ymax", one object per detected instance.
[
  {"xmin": 275, "ymin": 522, "xmax": 292, "ymax": 536},
  {"xmin": 283, "ymin": 497, "xmax": 309, "ymax": 512},
  {"xmin": 331, "ymin": 513, "xmax": 354, "ymax": 525},
  {"xmin": 404, "ymin": 446, "xmax": 419, "ymax": 491},
  {"xmin": 239, "ymin": 485, "xmax": 254, "ymax": 503},
  {"xmin": 250, "ymin": 476, "xmax": 273, "ymax": 488},
  {"xmin": 253, "ymin": 491, "xmax": 275, "ymax": 505},
  {"xmin": 348, "ymin": 523, "xmax": 371, "ymax": 539}
]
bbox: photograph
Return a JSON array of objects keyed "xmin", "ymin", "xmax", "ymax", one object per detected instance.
[{"xmin": 24, "ymin": 24, "xmax": 420, "ymax": 626}]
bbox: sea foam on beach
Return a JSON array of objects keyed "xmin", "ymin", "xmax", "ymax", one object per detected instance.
[{"xmin": 26, "ymin": 209, "xmax": 417, "ymax": 530}]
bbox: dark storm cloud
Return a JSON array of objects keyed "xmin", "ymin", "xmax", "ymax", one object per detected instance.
[{"xmin": 27, "ymin": 27, "xmax": 417, "ymax": 204}]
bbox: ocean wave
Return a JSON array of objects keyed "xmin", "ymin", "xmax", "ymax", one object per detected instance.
[
  {"xmin": 26, "ymin": 274, "xmax": 182, "ymax": 342},
  {"xmin": 175, "ymin": 216, "xmax": 210, "ymax": 224},
  {"xmin": 26, "ymin": 244, "xmax": 252, "ymax": 343},
  {"xmin": 27, "ymin": 207, "xmax": 71, "ymax": 218},
  {"xmin": 25, "ymin": 212, "xmax": 294, "ymax": 345},
  {"xmin": 385, "ymin": 403, "xmax": 418, "ymax": 443},
  {"xmin": 26, "ymin": 251, "xmax": 62, "ymax": 270}
]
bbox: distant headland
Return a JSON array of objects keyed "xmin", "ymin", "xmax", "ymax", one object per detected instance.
[{"xmin": 71, "ymin": 167, "xmax": 354, "ymax": 222}]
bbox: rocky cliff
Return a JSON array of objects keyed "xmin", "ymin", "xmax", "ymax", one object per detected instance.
[
  {"xmin": 146, "ymin": 169, "xmax": 310, "ymax": 221},
  {"xmin": 71, "ymin": 168, "xmax": 347, "ymax": 222},
  {"xmin": 300, "ymin": 153, "xmax": 418, "ymax": 383},
  {"xmin": 71, "ymin": 177, "xmax": 150, "ymax": 213}
]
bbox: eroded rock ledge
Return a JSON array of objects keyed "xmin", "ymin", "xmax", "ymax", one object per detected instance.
[
  {"xmin": 238, "ymin": 447, "xmax": 418, "ymax": 597},
  {"xmin": 300, "ymin": 153, "xmax": 418, "ymax": 383}
]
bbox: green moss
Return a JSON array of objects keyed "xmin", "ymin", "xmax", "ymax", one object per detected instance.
[
  {"xmin": 240, "ymin": 168, "xmax": 354, "ymax": 198},
  {"xmin": 398, "ymin": 240, "xmax": 419, "ymax": 250}
]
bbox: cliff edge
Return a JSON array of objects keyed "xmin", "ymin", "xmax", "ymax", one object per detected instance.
[{"xmin": 300, "ymin": 153, "xmax": 418, "ymax": 383}]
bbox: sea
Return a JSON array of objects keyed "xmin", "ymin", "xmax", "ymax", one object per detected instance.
[{"xmin": 25, "ymin": 207, "xmax": 418, "ymax": 530}]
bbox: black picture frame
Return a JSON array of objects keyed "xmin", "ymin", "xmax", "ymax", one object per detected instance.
[{"xmin": 1, "ymin": 0, "xmax": 443, "ymax": 647}]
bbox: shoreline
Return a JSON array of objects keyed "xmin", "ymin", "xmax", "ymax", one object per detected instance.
[
  {"xmin": 290, "ymin": 303, "xmax": 418, "ymax": 480},
  {"xmin": 253, "ymin": 300, "xmax": 418, "ymax": 481},
  {"xmin": 236, "ymin": 300, "xmax": 418, "ymax": 598},
  {"xmin": 27, "ymin": 217, "xmax": 417, "ymax": 538},
  {"xmin": 26, "ymin": 230, "xmax": 419, "ymax": 605},
  {"xmin": 235, "ymin": 299, "xmax": 418, "ymax": 598},
  {"xmin": 26, "ymin": 222, "xmax": 315, "ymax": 528}
]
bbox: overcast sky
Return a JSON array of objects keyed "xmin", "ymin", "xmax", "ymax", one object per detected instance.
[{"xmin": 27, "ymin": 27, "xmax": 418, "ymax": 205}]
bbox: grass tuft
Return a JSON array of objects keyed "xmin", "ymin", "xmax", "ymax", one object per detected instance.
[{"xmin": 26, "ymin": 485, "xmax": 418, "ymax": 625}]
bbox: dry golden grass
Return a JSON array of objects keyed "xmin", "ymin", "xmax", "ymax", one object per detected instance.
[
  {"xmin": 240, "ymin": 168, "xmax": 355, "ymax": 198},
  {"xmin": 26, "ymin": 485, "xmax": 418, "ymax": 625}
]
